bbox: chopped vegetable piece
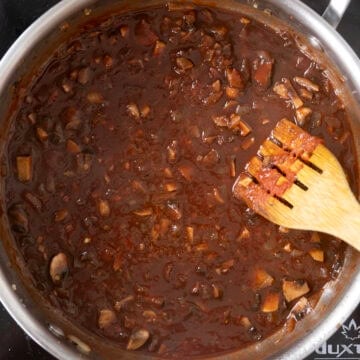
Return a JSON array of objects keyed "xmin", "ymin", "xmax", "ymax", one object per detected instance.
[
  {"xmin": 212, "ymin": 284, "xmax": 223, "ymax": 299},
  {"xmin": 309, "ymin": 249, "xmax": 324, "ymax": 262},
  {"xmin": 282, "ymin": 279, "xmax": 310, "ymax": 302},
  {"xmin": 213, "ymin": 187, "xmax": 225, "ymax": 204},
  {"xmin": 67, "ymin": 139, "xmax": 81, "ymax": 153},
  {"xmin": 241, "ymin": 137, "xmax": 255, "ymax": 150},
  {"xmin": 229, "ymin": 157, "xmax": 236, "ymax": 177},
  {"xmin": 178, "ymin": 164, "xmax": 193, "ymax": 181},
  {"xmin": 296, "ymin": 107, "xmax": 312, "ymax": 126},
  {"xmin": 153, "ymin": 40, "xmax": 166, "ymax": 56},
  {"xmin": 226, "ymin": 68, "xmax": 244, "ymax": 89},
  {"xmin": 164, "ymin": 183, "xmax": 177, "ymax": 192},
  {"xmin": 127, "ymin": 103, "xmax": 140, "ymax": 119},
  {"xmin": 283, "ymin": 243, "xmax": 292, "ymax": 252},
  {"xmin": 226, "ymin": 87, "xmax": 240, "ymax": 99},
  {"xmin": 140, "ymin": 105, "xmax": 151, "ymax": 118},
  {"xmin": 99, "ymin": 199, "xmax": 110, "ymax": 217},
  {"xmin": 78, "ymin": 67, "xmax": 91, "ymax": 84},
  {"xmin": 239, "ymin": 316, "xmax": 252, "ymax": 328},
  {"xmin": 261, "ymin": 292, "xmax": 280, "ymax": 312},
  {"xmin": 212, "ymin": 80, "xmax": 221, "ymax": 92},
  {"xmin": 119, "ymin": 25, "xmax": 129, "ymax": 38},
  {"xmin": 87, "ymin": 91, "xmax": 104, "ymax": 104},
  {"xmin": 167, "ymin": 140, "xmax": 178, "ymax": 163},
  {"xmin": 186, "ymin": 226, "xmax": 194, "ymax": 242},
  {"xmin": 253, "ymin": 269, "xmax": 274, "ymax": 290},
  {"xmin": 252, "ymin": 53, "xmax": 274, "ymax": 89},
  {"xmin": 273, "ymin": 78, "xmax": 303, "ymax": 109},
  {"xmin": 176, "ymin": 57, "xmax": 194, "ymax": 71},
  {"xmin": 36, "ymin": 127, "xmax": 48, "ymax": 142},
  {"xmin": 202, "ymin": 149, "xmax": 219, "ymax": 166},
  {"xmin": 16, "ymin": 156, "xmax": 32, "ymax": 182}
]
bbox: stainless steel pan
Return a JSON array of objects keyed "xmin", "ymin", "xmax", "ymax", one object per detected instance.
[{"xmin": 0, "ymin": 1, "xmax": 359, "ymax": 359}]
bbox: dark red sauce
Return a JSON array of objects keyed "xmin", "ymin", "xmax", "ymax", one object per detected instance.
[{"xmin": 4, "ymin": 4, "xmax": 356, "ymax": 358}]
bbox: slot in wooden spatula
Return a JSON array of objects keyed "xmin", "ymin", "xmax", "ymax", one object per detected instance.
[{"xmin": 233, "ymin": 118, "xmax": 360, "ymax": 251}]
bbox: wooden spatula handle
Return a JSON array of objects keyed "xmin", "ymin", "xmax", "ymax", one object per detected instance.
[{"xmin": 322, "ymin": 193, "xmax": 360, "ymax": 251}]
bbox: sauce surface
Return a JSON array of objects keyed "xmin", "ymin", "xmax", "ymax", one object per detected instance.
[{"xmin": 4, "ymin": 4, "xmax": 356, "ymax": 357}]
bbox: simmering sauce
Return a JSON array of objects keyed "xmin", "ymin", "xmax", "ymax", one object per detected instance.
[{"xmin": 4, "ymin": 4, "xmax": 356, "ymax": 357}]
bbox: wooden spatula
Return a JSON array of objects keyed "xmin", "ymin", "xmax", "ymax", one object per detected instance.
[{"xmin": 233, "ymin": 118, "xmax": 360, "ymax": 251}]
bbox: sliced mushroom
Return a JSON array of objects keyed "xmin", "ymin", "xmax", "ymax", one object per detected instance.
[
  {"xmin": 273, "ymin": 78, "xmax": 303, "ymax": 109},
  {"xmin": 289, "ymin": 296, "xmax": 312, "ymax": 319},
  {"xmin": 126, "ymin": 329, "xmax": 150, "ymax": 350},
  {"xmin": 50, "ymin": 252, "xmax": 68, "ymax": 283},
  {"xmin": 98, "ymin": 309, "xmax": 117, "ymax": 329},
  {"xmin": 293, "ymin": 76, "xmax": 319, "ymax": 92},
  {"xmin": 282, "ymin": 279, "xmax": 310, "ymax": 302}
]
